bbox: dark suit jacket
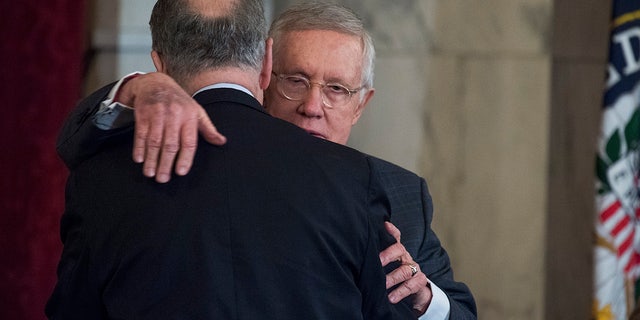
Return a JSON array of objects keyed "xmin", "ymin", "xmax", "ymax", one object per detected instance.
[
  {"xmin": 369, "ymin": 157, "xmax": 477, "ymax": 318},
  {"xmin": 54, "ymin": 82, "xmax": 477, "ymax": 319},
  {"xmin": 46, "ymin": 87, "xmax": 415, "ymax": 319}
]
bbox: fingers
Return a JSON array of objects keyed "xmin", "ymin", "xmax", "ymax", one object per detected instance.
[
  {"xmin": 174, "ymin": 115, "xmax": 199, "ymax": 177},
  {"xmin": 133, "ymin": 119, "xmax": 149, "ymax": 164},
  {"xmin": 131, "ymin": 101, "xmax": 183, "ymax": 183},
  {"xmin": 384, "ymin": 221, "xmax": 402, "ymax": 242},
  {"xmin": 386, "ymin": 262, "xmax": 424, "ymax": 290},
  {"xmin": 172, "ymin": 109, "xmax": 226, "ymax": 177},
  {"xmin": 379, "ymin": 222, "xmax": 432, "ymax": 309},
  {"xmin": 387, "ymin": 265, "xmax": 429, "ymax": 304},
  {"xmin": 379, "ymin": 241, "xmax": 407, "ymax": 267},
  {"xmin": 198, "ymin": 109, "xmax": 227, "ymax": 146},
  {"xmin": 153, "ymin": 111, "xmax": 182, "ymax": 183},
  {"xmin": 379, "ymin": 222, "xmax": 406, "ymax": 267},
  {"xmin": 125, "ymin": 73, "xmax": 208, "ymax": 183},
  {"xmin": 143, "ymin": 104, "xmax": 196, "ymax": 183},
  {"xmin": 141, "ymin": 108, "xmax": 165, "ymax": 180}
]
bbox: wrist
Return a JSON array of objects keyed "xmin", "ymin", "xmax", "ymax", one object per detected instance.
[
  {"xmin": 113, "ymin": 73, "xmax": 141, "ymax": 106},
  {"xmin": 414, "ymin": 281, "xmax": 432, "ymax": 316}
]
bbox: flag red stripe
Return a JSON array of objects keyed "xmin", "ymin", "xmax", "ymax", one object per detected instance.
[
  {"xmin": 611, "ymin": 215, "xmax": 631, "ymax": 236},
  {"xmin": 601, "ymin": 200, "xmax": 622, "ymax": 223},
  {"xmin": 624, "ymin": 251, "xmax": 640, "ymax": 274},
  {"xmin": 618, "ymin": 231, "xmax": 634, "ymax": 258}
]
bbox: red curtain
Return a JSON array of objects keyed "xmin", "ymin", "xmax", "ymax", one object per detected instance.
[{"xmin": 0, "ymin": 1, "xmax": 86, "ymax": 319}]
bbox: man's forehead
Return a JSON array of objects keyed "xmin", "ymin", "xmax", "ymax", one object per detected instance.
[
  {"xmin": 274, "ymin": 30, "xmax": 363, "ymax": 81},
  {"xmin": 285, "ymin": 30, "xmax": 363, "ymax": 59}
]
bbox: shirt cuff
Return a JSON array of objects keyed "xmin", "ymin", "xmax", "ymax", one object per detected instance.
[
  {"xmin": 100, "ymin": 71, "xmax": 146, "ymax": 111},
  {"xmin": 419, "ymin": 280, "xmax": 450, "ymax": 320},
  {"xmin": 94, "ymin": 72, "xmax": 145, "ymax": 130}
]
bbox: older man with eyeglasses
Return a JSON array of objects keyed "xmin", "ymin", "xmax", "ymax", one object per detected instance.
[{"xmin": 57, "ymin": 2, "xmax": 476, "ymax": 319}]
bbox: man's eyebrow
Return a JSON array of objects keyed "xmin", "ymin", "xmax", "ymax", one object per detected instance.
[
  {"xmin": 324, "ymin": 75, "xmax": 359, "ymax": 87},
  {"xmin": 278, "ymin": 69, "xmax": 311, "ymax": 80}
]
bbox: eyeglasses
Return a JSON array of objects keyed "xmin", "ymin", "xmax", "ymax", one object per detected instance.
[{"xmin": 272, "ymin": 72, "xmax": 363, "ymax": 109}]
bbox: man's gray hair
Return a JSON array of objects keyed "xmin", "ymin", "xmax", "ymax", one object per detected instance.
[
  {"xmin": 269, "ymin": 2, "xmax": 375, "ymax": 90},
  {"xmin": 149, "ymin": 0, "xmax": 267, "ymax": 86}
]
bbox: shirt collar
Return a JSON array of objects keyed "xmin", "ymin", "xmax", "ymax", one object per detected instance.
[{"xmin": 192, "ymin": 83, "xmax": 254, "ymax": 98}]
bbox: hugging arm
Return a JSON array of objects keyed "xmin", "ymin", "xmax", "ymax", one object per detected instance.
[{"xmin": 56, "ymin": 72, "xmax": 225, "ymax": 181}]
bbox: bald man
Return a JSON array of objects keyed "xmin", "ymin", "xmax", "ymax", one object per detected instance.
[{"xmin": 46, "ymin": 1, "xmax": 414, "ymax": 318}]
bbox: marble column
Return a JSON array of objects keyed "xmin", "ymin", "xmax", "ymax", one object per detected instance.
[{"xmin": 419, "ymin": 1, "xmax": 553, "ymax": 318}]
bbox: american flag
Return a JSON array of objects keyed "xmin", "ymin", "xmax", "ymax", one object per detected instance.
[{"xmin": 594, "ymin": 2, "xmax": 640, "ymax": 319}]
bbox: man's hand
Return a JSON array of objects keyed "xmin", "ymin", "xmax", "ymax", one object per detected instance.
[
  {"xmin": 379, "ymin": 221, "xmax": 432, "ymax": 316},
  {"xmin": 117, "ymin": 72, "xmax": 226, "ymax": 183}
]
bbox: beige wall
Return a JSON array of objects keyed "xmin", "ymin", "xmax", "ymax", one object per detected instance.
[
  {"xmin": 412, "ymin": 1, "xmax": 551, "ymax": 318},
  {"xmin": 86, "ymin": 0, "xmax": 611, "ymax": 318}
]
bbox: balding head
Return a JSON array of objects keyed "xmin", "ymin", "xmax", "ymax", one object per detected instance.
[
  {"xmin": 189, "ymin": 0, "xmax": 237, "ymax": 17},
  {"xmin": 149, "ymin": 0, "xmax": 267, "ymax": 87}
]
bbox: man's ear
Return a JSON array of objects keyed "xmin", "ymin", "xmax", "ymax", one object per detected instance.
[
  {"xmin": 151, "ymin": 50, "xmax": 165, "ymax": 73},
  {"xmin": 259, "ymin": 38, "xmax": 273, "ymax": 90},
  {"xmin": 352, "ymin": 88, "xmax": 375, "ymax": 125}
]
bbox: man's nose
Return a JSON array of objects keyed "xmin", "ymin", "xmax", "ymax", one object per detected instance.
[{"xmin": 298, "ymin": 86, "xmax": 324, "ymax": 117}]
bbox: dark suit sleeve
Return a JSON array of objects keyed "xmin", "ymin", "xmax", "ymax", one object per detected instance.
[
  {"xmin": 57, "ymin": 82, "xmax": 132, "ymax": 169},
  {"xmin": 359, "ymin": 158, "xmax": 416, "ymax": 319},
  {"xmin": 416, "ymin": 179, "xmax": 477, "ymax": 319}
]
